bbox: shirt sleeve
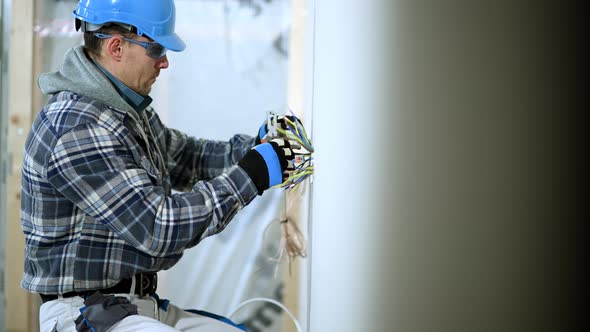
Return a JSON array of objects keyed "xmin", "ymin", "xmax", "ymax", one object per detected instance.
[
  {"xmin": 162, "ymin": 126, "xmax": 256, "ymax": 191},
  {"xmin": 47, "ymin": 123, "xmax": 258, "ymax": 257}
]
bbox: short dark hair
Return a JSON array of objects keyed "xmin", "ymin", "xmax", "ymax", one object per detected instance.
[{"xmin": 83, "ymin": 24, "xmax": 137, "ymax": 59}]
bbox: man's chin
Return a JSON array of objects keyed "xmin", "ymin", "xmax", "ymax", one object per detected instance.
[{"xmin": 141, "ymin": 86, "xmax": 152, "ymax": 96}]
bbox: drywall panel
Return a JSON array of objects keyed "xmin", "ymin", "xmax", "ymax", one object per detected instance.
[{"xmin": 308, "ymin": 1, "xmax": 386, "ymax": 331}]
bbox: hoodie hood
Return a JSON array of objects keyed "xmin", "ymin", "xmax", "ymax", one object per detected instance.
[
  {"xmin": 38, "ymin": 46, "xmax": 167, "ymax": 182},
  {"xmin": 38, "ymin": 45, "xmax": 134, "ymax": 113}
]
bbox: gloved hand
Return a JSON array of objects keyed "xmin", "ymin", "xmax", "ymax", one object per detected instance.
[
  {"xmin": 238, "ymin": 138, "xmax": 299, "ymax": 194},
  {"xmin": 256, "ymin": 115, "xmax": 297, "ymax": 144}
]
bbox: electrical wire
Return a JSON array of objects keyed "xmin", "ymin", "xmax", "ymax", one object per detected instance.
[
  {"xmin": 280, "ymin": 217, "xmax": 307, "ymax": 274},
  {"xmin": 227, "ymin": 297, "xmax": 303, "ymax": 332},
  {"xmin": 259, "ymin": 215, "xmax": 307, "ymax": 279}
]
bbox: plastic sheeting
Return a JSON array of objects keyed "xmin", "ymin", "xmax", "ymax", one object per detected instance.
[
  {"xmin": 152, "ymin": 1, "xmax": 292, "ymax": 331},
  {"xmin": 151, "ymin": 0, "xmax": 291, "ymax": 139}
]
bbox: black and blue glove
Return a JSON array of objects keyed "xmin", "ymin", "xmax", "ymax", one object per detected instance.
[{"xmin": 238, "ymin": 138, "xmax": 297, "ymax": 194}]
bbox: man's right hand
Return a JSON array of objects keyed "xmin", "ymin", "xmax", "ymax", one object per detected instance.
[{"xmin": 238, "ymin": 138, "xmax": 300, "ymax": 194}]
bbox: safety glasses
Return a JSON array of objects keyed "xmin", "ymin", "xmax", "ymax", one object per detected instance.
[{"xmin": 93, "ymin": 33, "xmax": 168, "ymax": 59}]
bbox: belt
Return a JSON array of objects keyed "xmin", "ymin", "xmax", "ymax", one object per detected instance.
[{"xmin": 39, "ymin": 272, "xmax": 157, "ymax": 303}]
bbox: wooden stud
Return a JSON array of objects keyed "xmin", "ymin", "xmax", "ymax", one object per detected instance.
[
  {"xmin": 282, "ymin": 1, "xmax": 310, "ymax": 331},
  {"xmin": 5, "ymin": 0, "xmax": 36, "ymax": 331}
]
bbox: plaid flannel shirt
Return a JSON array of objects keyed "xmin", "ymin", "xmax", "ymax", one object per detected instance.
[{"xmin": 21, "ymin": 91, "xmax": 257, "ymax": 294}]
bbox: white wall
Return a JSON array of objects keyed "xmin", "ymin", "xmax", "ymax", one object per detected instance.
[
  {"xmin": 308, "ymin": 1, "xmax": 387, "ymax": 331},
  {"xmin": 308, "ymin": 1, "xmax": 579, "ymax": 331}
]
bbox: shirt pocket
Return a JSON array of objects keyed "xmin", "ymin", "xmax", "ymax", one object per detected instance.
[
  {"xmin": 139, "ymin": 155, "xmax": 162, "ymax": 184},
  {"xmin": 119, "ymin": 127, "xmax": 162, "ymax": 185}
]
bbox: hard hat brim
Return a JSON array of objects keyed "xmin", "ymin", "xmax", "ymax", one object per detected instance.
[{"xmin": 152, "ymin": 33, "xmax": 186, "ymax": 52}]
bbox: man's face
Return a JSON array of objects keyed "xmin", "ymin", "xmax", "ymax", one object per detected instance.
[{"xmin": 118, "ymin": 35, "xmax": 169, "ymax": 96}]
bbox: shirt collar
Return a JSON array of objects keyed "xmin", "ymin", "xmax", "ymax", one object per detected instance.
[{"xmin": 93, "ymin": 60, "xmax": 153, "ymax": 112}]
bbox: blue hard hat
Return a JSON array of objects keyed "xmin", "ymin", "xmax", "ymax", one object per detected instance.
[{"xmin": 73, "ymin": 0, "xmax": 186, "ymax": 52}]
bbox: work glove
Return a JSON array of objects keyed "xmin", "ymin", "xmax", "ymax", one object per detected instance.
[
  {"xmin": 238, "ymin": 138, "xmax": 299, "ymax": 194},
  {"xmin": 256, "ymin": 115, "xmax": 297, "ymax": 144}
]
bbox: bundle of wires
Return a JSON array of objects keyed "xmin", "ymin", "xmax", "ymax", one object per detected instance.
[
  {"xmin": 259, "ymin": 110, "xmax": 313, "ymax": 276},
  {"xmin": 263, "ymin": 110, "xmax": 314, "ymax": 191}
]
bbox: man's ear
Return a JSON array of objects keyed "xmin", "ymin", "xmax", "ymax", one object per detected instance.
[{"xmin": 105, "ymin": 36, "xmax": 124, "ymax": 61}]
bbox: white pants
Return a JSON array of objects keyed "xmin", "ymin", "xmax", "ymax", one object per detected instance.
[{"xmin": 39, "ymin": 294, "xmax": 244, "ymax": 332}]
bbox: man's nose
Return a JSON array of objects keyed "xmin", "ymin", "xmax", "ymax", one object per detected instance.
[{"xmin": 157, "ymin": 55, "xmax": 169, "ymax": 69}]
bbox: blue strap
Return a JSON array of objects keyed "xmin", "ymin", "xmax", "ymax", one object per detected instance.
[
  {"xmin": 253, "ymin": 143, "xmax": 282, "ymax": 187},
  {"xmin": 150, "ymin": 293, "xmax": 170, "ymax": 311},
  {"xmin": 78, "ymin": 307, "xmax": 98, "ymax": 332},
  {"xmin": 185, "ymin": 309, "xmax": 248, "ymax": 331}
]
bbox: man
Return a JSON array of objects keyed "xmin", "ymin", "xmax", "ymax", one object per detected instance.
[{"xmin": 21, "ymin": 1, "xmax": 298, "ymax": 331}]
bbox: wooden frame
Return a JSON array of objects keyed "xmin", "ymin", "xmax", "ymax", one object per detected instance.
[
  {"xmin": 0, "ymin": 0, "xmax": 8, "ymax": 328},
  {"xmin": 4, "ymin": 0, "xmax": 39, "ymax": 331}
]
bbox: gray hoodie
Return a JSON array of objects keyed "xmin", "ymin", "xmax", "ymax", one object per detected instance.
[{"xmin": 38, "ymin": 45, "xmax": 165, "ymax": 178}]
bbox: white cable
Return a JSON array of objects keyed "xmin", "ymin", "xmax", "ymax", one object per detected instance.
[{"xmin": 227, "ymin": 297, "xmax": 303, "ymax": 332}]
